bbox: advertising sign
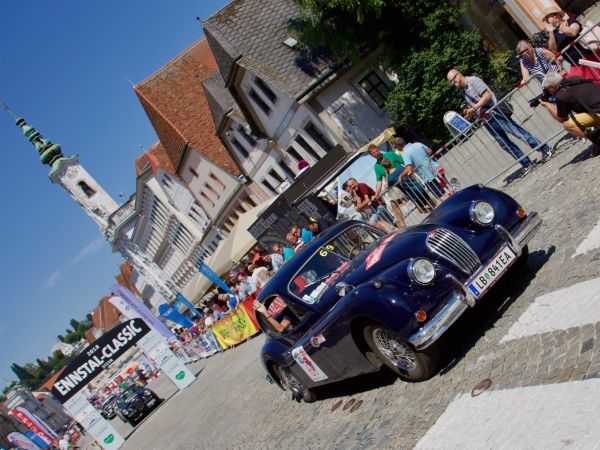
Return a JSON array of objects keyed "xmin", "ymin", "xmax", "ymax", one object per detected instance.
[
  {"xmin": 110, "ymin": 284, "xmax": 174, "ymax": 342},
  {"xmin": 197, "ymin": 261, "xmax": 235, "ymax": 295},
  {"xmin": 63, "ymin": 392, "xmax": 124, "ymax": 450},
  {"xmin": 51, "ymin": 319, "xmax": 150, "ymax": 403},
  {"xmin": 158, "ymin": 304, "xmax": 194, "ymax": 329},
  {"xmin": 137, "ymin": 331, "xmax": 194, "ymax": 390},
  {"xmin": 8, "ymin": 407, "xmax": 57, "ymax": 446},
  {"xmin": 7, "ymin": 431, "xmax": 40, "ymax": 450},
  {"xmin": 175, "ymin": 292, "xmax": 203, "ymax": 318}
]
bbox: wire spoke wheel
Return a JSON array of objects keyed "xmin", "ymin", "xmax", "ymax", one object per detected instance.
[{"xmin": 372, "ymin": 328, "xmax": 418, "ymax": 372}]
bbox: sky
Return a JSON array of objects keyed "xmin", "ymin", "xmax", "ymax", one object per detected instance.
[{"xmin": 0, "ymin": 0, "xmax": 230, "ymax": 389}]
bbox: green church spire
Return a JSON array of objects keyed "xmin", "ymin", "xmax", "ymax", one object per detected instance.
[{"xmin": 2, "ymin": 100, "xmax": 74, "ymax": 178}]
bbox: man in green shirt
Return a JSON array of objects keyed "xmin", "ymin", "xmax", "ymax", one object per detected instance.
[{"xmin": 367, "ymin": 144, "xmax": 405, "ymax": 227}]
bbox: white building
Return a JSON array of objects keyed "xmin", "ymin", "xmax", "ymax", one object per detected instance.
[{"xmin": 201, "ymin": 0, "xmax": 394, "ymax": 195}]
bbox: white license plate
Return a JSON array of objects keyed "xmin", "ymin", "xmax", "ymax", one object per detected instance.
[
  {"xmin": 468, "ymin": 245, "xmax": 516, "ymax": 298},
  {"xmin": 147, "ymin": 399, "xmax": 156, "ymax": 406}
]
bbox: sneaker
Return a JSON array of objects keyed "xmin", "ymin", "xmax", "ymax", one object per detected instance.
[
  {"xmin": 521, "ymin": 164, "xmax": 533, "ymax": 177},
  {"xmin": 542, "ymin": 146, "xmax": 555, "ymax": 161}
]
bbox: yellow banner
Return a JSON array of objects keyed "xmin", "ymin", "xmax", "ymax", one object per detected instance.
[
  {"xmin": 209, "ymin": 308, "xmax": 259, "ymax": 349},
  {"xmin": 230, "ymin": 307, "xmax": 258, "ymax": 340},
  {"xmin": 211, "ymin": 317, "xmax": 241, "ymax": 349}
]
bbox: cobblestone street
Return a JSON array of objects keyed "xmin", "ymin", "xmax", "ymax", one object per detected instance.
[{"xmin": 118, "ymin": 137, "xmax": 600, "ymax": 449}]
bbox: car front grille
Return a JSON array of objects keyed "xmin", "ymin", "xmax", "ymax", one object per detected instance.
[{"xmin": 426, "ymin": 228, "xmax": 480, "ymax": 274}]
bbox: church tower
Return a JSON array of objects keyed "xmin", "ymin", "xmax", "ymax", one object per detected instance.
[{"xmin": 4, "ymin": 104, "xmax": 119, "ymax": 231}]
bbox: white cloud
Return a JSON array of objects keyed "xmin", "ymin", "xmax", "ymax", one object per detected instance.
[
  {"xmin": 70, "ymin": 238, "xmax": 104, "ymax": 265},
  {"xmin": 42, "ymin": 270, "xmax": 62, "ymax": 291}
]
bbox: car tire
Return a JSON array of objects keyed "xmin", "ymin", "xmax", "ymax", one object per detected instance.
[
  {"xmin": 363, "ymin": 323, "xmax": 439, "ymax": 381},
  {"xmin": 273, "ymin": 364, "xmax": 317, "ymax": 403}
]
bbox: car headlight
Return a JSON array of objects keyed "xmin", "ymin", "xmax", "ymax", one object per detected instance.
[
  {"xmin": 470, "ymin": 201, "xmax": 495, "ymax": 225},
  {"xmin": 408, "ymin": 258, "xmax": 436, "ymax": 285}
]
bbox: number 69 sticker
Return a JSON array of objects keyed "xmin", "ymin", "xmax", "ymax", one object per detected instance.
[{"xmin": 319, "ymin": 249, "xmax": 328, "ymax": 257}]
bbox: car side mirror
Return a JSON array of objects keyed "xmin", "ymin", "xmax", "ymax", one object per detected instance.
[{"xmin": 335, "ymin": 282, "xmax": 353, "ymax": 297}]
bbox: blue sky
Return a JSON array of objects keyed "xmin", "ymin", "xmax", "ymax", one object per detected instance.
[{"xmin": 0, "ymin": 0, "xmax": 229, "ymax": 389}]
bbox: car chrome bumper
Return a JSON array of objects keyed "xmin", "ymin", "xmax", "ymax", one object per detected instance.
[{"xmin": 409, "ymin": 212, "xmax": 542, "ymax": 350}]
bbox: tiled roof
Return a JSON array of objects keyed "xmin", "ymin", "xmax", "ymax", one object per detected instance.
[
  {"xmin": 135, "ymin": 38, "xmax": 241, "ymax": 176},
  {"xmin": 37, "ymin": 368, "xmax": 65, "ymax": 392},
  {"xmin": 115, "ymin": 262, "xmax": 142, "ymax": 298},
  {"xmin": 91, "ymin": 296, "xmax": 122, "ymax": 333},
  {"xmin": 202, "ymin": 0, "xmax": 336, "ymax": 99},
  {"xmin": 201, "ymin": 71, "xmax": 235, "ymax": 133},
  {"xmin": 134, "ymin": 142, "xmax": 176, "ymax": 177}
]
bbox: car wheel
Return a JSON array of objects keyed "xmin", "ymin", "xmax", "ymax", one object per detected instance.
[
  {"xmin": 364, "ymin": 324, "xmax": 439, "ymax": 381},
  {"xmin": 273, "ymin": 365, "xmax": 317, "ymax": 403}
]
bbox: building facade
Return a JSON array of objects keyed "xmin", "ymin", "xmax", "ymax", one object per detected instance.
[{"xmin": 201, "ymin": 0, "xmax": 394, "ymax": 198}]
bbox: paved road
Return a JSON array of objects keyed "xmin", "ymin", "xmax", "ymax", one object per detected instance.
[{"xmin": 112, "ymin": 138, "xmax": 600, "ymax": 449}]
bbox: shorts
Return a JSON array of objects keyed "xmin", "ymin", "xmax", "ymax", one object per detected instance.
[
  {"xmin": 401, "ymin": 179, "xmax": 431, "ymax": 209},
  {"xmin": 565, "ymin": 112, "xmax": 600, "ymax": 130},
  {"xmin": 426, "ymin": 178, "xmax": 446, "ymax": 199},
  {"xmin": 366, "ymin": 205, "xmax": 388, "ymax": 224}
]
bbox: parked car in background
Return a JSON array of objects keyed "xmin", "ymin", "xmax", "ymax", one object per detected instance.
[
  {"xmin": 100, "ymin": 395, "xmax": 117, "ymax": 419},
  {"xmin": 116, "ymin": 384, "xmax": 161, "ymax": 425},
  {"xmin": 255, "ymin": 185, "xmax": 541, "ymax": 402}
]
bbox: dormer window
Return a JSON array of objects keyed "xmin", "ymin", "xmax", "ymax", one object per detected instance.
[
  {"xmin": 249, "ymin": 89, "xmax": 271, "ymax": 116},
  {"xmin": 78, "ymin": 180, "xmax": 96, "ymax": 197},
  {"xmin": 255, "ymin": 78, "xmax": 277, "ymax": 104}
]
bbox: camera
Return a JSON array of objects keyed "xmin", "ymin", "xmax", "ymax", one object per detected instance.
[{"xmin": 529, "ymin": 88, "xmax": 552, "ymax": 108}]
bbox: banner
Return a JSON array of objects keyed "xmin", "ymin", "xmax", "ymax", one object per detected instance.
[
  {"xmin": 8, "ymin": 407, "xmax": 57, "ymax": 446},
  {"xmin": 197, "ymin": 261, "xmax": 235, "ymax": 295},
  {"xmin": 158, "ymin": 304, "xmax": 194, "ymax": 329},
  {"xmin": 63, "ymin": 392, "xmax": 124, "ymax": 450},
  {"xmin": 51, "ymin": 319, "xmax": 151, "ymax": 403},
  {"xmin": 197, "ymin": 331, "xmax": 221, "ymax": 354},
  {"xmin": 110, "ymin": 285, "xmax": 174, "ymax": 342},
  {"xmin": 24, "ymin": 430, "xmax": 51, "ymax": 449},
  {"xmin": 241, "ymin": 297, "xmax": 260, "ymax": 330},
  {"xmin": 229, "ymin": 306, "xmax": 259, "ymax": 340},
  {"xmin": 137, "ymin": 331, "xmax": 194, "ymax": 390},
  {"xmin": 175, "ymin": 292, "xmax": 203, "ymax": 318},
  {"xmin": 7, "ymin": 431, "xmax": 40, "ymax": 450}
]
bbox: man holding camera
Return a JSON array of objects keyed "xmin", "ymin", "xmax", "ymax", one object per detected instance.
[
  {"xmin": 540, "ymin": 72, "xmax": 600, "ymax": 156},
  {"xmin": 447, "ymin": 69, "xmax": 552, "ymax": 174}
]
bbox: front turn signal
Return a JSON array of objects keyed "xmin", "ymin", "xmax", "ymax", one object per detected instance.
[
  {"xmin": 415, "ymin": 310, "xmax": 427, "ymax": 322},
  {"xmin": 517, "ymin": 208, "xmax": 526, "ymax": 218}
]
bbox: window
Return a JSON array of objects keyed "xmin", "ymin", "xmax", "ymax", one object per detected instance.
[
  {"xmin": 286, "ymin": 146, "xmax": 303, "ymax": 163},
  {"xmin": 249, "ymin": 89, "xmax": 271, "ymax": 115},
  {"xmin": 279, "ymin": 161, "xmax": 295, "ymax": 180},
  {"xmin": 255, "ymin": 78, "xmax": 277, "ymax": 104},
  {"xmin": 257, "ymin": 296, "xmax": 308, "ymax": 337},
  {"xmin": 358, "ymin": 71, "xmax": 391, "ymax": 109},
  {"xmin": 209, "ymin": 172, "xmax": 226, "ymax": 190},
  {"xmin": 199, "ymin": 191, "xmax": 215, "ymax": 208},
  {"xmin": 204, "ymin": 182, "xmax": 220, "ymax": 199},
  {"xmin": 261, "ymin": 179, "xmax": 277, "ymax": 194},
  {"xmin": 295, "ymin": 135, "xmax": 321, "ymax": 161},
  {"xmin": 189, "ymin": 167, "xmax": 199, "ymax": 177},
  {"xmin": 288, "ymin": 224, "xmax": 384, "ymax": 301},
  {"xmin": 304, "ymin": 122, "xmax": 333, "ymax": 152},
  {"xmin": 230, "ymin": 138, "xmax": 249, "ymax": 158},
  {"xmin": 269, "ymin": 168, "xmax": 285, "ymax": 184},
  {"xmin": 238, "ymin": 125, "xmax": 257, "ymax": 147},
  {"xmin": 78, "ymin": 180, "xmax": 96, "ymax": 197}
]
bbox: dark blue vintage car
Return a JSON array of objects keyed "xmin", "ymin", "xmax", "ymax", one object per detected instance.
[{"xmin": 254, "ymin": 186, "xmax": 541, "ymax": 402}]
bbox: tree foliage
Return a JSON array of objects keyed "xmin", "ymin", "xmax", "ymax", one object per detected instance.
[{"xmin": 293, "ymin": 0, "xmax": 514, "ymax": 146}]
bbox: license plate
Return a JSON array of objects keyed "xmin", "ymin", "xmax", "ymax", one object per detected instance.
[
  {"xmin": 147, "ymin": 399, "xmax": 156, "ymax": 406},
  {"xmin": 468, "ymin": 246, "xmax": 516, "ymax": 298}
]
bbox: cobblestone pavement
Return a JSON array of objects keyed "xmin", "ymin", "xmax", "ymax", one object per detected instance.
[{"xmin": 118, "ymin": 138, "xmax": 600, "ymax": 449}]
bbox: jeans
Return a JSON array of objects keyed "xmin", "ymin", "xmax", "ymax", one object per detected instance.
[{"xmin": 484, "ymin": 111, "xmax": 549, "ymax": 168}]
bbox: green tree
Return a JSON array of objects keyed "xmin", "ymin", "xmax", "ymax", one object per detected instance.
[
  {"xmin": 10, "ymin": 363, "xmax": 33, "ymax": 383},
  {"xmin": 292, "ymin": 0, "xmax": 511, "ymax": 146},
  {"xmin": 69, "ymin": 318, "xmax": 81, "ymax": 332}
]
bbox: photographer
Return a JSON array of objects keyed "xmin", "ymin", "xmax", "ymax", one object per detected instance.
[{"xmin": 539, "ymin": 72, "xmax": 600, "ymax": 156}]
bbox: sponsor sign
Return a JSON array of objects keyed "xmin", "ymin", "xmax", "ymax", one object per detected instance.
[
  {"xmin": 291, "ymin": 347, "xmax": 328, "ymax": 382},
  {"xmin": 137, "ymin": 331, "xmax": 194, "ymax": 390},
  {"xmin": 110, "ymin": 284, "xmax": 174, "ymax": 342},
  {"xmin": 197, "ymin": 261, "xmax": 235, "ymax": 296},
  {"xmin": 63, "ymin": 392, "xmax": 124, "ymax": 450},
  {"xmin": 365, "ymin": 234, "xmax": 395, "ymax": 270},
  {"xmin": 7, "ymin": 431, "xmax": 40, "ymax": 450},
  {"xmin": 51, "ymin": 319, "xmax": 150, "ymax": 403},
  {"xmin": 158, "ymin": 303, "xmax": 194, "ymax": 329},
  {"xmin": 8, "ymin": 407, "xmax": 57, "ymax": 446},
  {"xmin": 175, "ymin": 292, "xmax": 203, "ymax": 318}
]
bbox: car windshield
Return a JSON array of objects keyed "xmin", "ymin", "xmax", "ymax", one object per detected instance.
[
  {"xmin": 117, "ymin": 386, "xmax": 140, "ymax": 404},
  {"xmin": 289, "ymin": 224, "xmax": 383, "ymax": 302},
  {"xmin": 102, "ymin": 396, "xmax": 115, "ymax": 407}
]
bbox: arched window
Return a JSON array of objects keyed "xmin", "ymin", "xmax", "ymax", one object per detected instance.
[{"xmin": 78, "ymin": 180, "xmax": 96, "ymax": 197}]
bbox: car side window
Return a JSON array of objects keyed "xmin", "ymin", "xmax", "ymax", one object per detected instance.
[{"xmin": 258, "ymin": 296, "xmax": 308, "ymax": 337}]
